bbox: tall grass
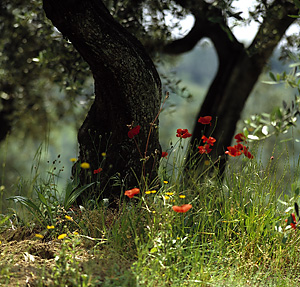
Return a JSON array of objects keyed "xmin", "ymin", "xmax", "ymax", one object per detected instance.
[
  {"xmin": 1, "ymin": 135, "xmax": 300, "ymax": 286},
  {"xmin": 128, "ymin": 142, "xmax": 300, "ymax": 286}
]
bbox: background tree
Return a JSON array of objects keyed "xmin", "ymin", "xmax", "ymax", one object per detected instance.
[{"xmin": 163, "ymin": 0, "xmax": 299, "ymax": 172}]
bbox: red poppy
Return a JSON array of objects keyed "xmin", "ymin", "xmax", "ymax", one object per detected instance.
[
  {"xmin": 125, "ymin": 188, "xmax": 140, "ymax": 198},
  {"xmin": 225, "ymin": 146, "xmax": 242, "ymax": 157},
  {"xmin": 243, "ymin": 147, "xmax": 254, "ymax": 159},
  {"xmin": 226, "ymin": 144, "xmax": 254, "ymax": 159},
  {"xmin": 285, "ymin": 213, "xmax": 297, "ymax": 230},
  {"xmin": 198, "ymin": 144, "xmax": 212, "ymax": 154},
  {"xmin": 198, "ymin": 146, "xmax": 206, "ymax": 154},
  {"xmin": 202, "ymin": 135, "xmax": 216, "ymax": 146},
  {"xmin": 235, "ymin": 144, "xmax": 253, "ymax": 159},
  {"xmin": 172, "ymin": 204, "xmax": 192, "ymax": 213},
  {"xmin": 128, "ymin": 125, "xmax": 141, "ymax": 139},
  {"xmin": 93, "ymin": 168, "xmax": 103, "ymax": 174},
  {"xmin": 198, "ymin": 116, "xmax": 212, "ymax": 125},
  {"xmin": 161, "ymin": 152, "xmax": 168, "ymax": 158},
  {"xmin": 234, "ymin": 133, "xmax": 247, "ymax": 143},
  {"xmin": 176, "ymin": 129, "xmax": 192, "ymax": 138},
  {"xmin": 235, "ymin": 143, "xmax": 245, "ymax": 151}
]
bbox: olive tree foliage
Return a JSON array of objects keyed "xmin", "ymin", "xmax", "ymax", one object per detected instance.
[{"xmin": 0, "ymin": 0, "xmax": 91, "ymax": 142}]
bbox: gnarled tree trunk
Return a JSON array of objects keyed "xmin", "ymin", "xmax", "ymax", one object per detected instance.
[
  {"xmin": 165, "ymin": 0, "xmax": 297, "ymax": 175},
  {"xmin": 43, "ymin": 0, "xmax": 162, "ymax": 202}
]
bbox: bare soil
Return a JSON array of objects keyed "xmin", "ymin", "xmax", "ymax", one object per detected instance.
[{"xmin": 0, "ymin": 227, "xmax": 101, "ymax": 286}]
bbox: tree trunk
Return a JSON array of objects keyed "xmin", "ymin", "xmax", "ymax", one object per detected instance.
[
  {"xmin": 0, "ymin": 84, "xmax": 14, "ymax": 142},
  {"xmin": 193, "ymin": 1, "xmax": 297, "ymax": 174},
  {"xmin": 43, "ymin": 0, "xmax": 162, "ymax": 202},
  {"xmin": 165, "ymin": 0, "xmax": 297, "ymax": 176}
]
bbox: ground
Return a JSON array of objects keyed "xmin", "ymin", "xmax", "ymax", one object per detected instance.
[{"xmin": 0, "ymin": 226, "xmax": 135, "ymax": 286}]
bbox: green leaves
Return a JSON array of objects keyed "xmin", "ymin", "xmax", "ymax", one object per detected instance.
[
  {"xmin": 247, "ymin": 56, "xmax": 300, "ymax": 142},
  {"xmin": 7, "ymin": 195, "xmax": 47, "ymax": 227},
  {"xmin": 294, "ymin": 0, "xmax": 300, "ymax": 10},
  {"xmin": 7, "ymin": 174, "xmax": 95, "ymax": 227},
  {"xmin": 63, "ymin": 181, "xmax": 95, "ymax": 210},
  {"xmin": 244, "ymin": 98, "xmax": 300, "ymax": 141},
  {"xmin": 0, "ymin": 0, "xmax": 91, "ymax": 142}
]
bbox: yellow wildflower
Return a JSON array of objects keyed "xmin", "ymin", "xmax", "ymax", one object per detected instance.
[
  {"xmin": 80, "ymin": 162, "xmax": 90, "ymax": 169},
  {"xmin": 47, "ymin": 225, "xmax": 55, "ymax": 229},
  {"xmin": 165, "ymin": 192, "xmax": 174, "ymax": 196},
  {"xmin": 163, "ymin": 181, "xmax": 168, "ymax": 184},
  {"xmin": 70, "ymin": 158, "xmax": 77, "ymax": 162},
  {"xmin": 151, "ymin": 190, "xmax": 157, "ymax": 194},
  {"xmin": 101, "ymin": 152, "xmax": 106, "ymax": 157},
  {"xmin": 65, "ymin": 215, "xmax": 73, "ymax": 221},
  {"xmin": 164, "ymin": 196, "xmax": 170, "ymax": 200},
  {"xmin": 179, "ymin": 195, "xmax": 186, "ymax": 199},
  {"xmin": 35, "ymin": 234, "xmax": 44, "ymax": 239},
  {"xmin": 73, "ymin": 231, "xmax": 79, "ymax": 235},
  {"xmin": 58, "ymin": 233, "xmax": 67, "ymax": 240},
  {"xmin": 145, "ymin": 191, "xmax": 151, "ymax": 194}
]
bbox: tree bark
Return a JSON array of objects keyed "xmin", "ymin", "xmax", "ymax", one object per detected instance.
[
  {"xmin": 0, "ymin": 98, "xmax": 13, "ymax": 142},
  {"xmin": 43, "ymin": 0, "xmax": 162, "ymax": 202},
  {"xmin": 0, "ymin": 83, "xmax": 14, "ymax": 142},
  {"xmin": 164, "ymin": 0, "xmax": 297, "ymax": 175}
]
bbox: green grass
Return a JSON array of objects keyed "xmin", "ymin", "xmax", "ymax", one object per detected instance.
[{"xmin": 1, "ymin": 138, "xmax": 300, "ymax": 286}]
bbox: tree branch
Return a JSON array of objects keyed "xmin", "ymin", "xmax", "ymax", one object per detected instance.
[
  {"xmin": 163, "ymin": 17, "xmax": 205, "ymax": 54},
  {"xmin": 248, "ymin": 0, "xmax": 298, "ymax": 61},
  {"xmin": 163, "ymin": 1, "xmax": 243, "ymax": 60}
]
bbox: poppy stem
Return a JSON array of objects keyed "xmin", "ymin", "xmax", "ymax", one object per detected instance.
[
  {"xmin": 144, "ymin": 92, "xmax": 169, "ymax": 158},
  {"xmin": 133, "ymin": 137, "xmax": 143, "ymax": 159}
]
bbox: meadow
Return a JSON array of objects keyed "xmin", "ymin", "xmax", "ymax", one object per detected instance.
[{"xmin": 1, "ymin": 115, "xmax": 300, "ymax": 287}]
